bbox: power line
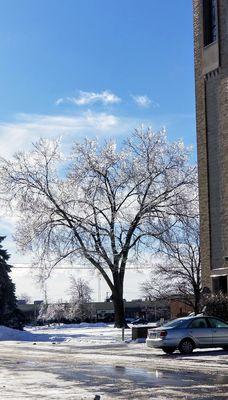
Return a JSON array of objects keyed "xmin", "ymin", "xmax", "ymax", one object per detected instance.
[
  {"xmin": 12, "ymin": 264, "xmax": 152, "ymax": 270},
  {"xmin": 13, "ymin": 266, "xmax": 93, "ymax": 270}
]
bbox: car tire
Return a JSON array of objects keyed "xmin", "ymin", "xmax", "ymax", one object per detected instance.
[
  {"xmin": 222, "ymin": 346, "xmax": 228, "ymax": 351},
  {"xmin": 178, "ymin": 339, "xmax": 194, "ymax": 354},
  {"xmin": 162, "ymin": 347, "xmax": 176, "ymax": 354}
]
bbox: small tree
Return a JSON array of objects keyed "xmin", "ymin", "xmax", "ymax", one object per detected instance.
[
  {"xmin": 0, "ymin": 128, "xmax": 196, "ymax": 327},
  {"xmin": 0, "ymin": 236, "xmax": 24, "ymax": 329},
  {"xmin": 38, "ymin": 301, "xmax": 68, "ymax": 324},
  {"xmin": 141, "ymin": 208, "xmax": 201, "ymax": 314},
  {"xmin": 203, "ymin": 293, "xmax": 228, "ymax": 321},
  {"xmin": 68, "ymin": 277, "xmax": 93, "ymax": 322}
]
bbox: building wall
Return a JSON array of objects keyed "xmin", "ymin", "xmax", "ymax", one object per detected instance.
[
  {"xmin": 18, "ymin": 300, "xmax": 170, "ymax": 324},
  {"xmin": 193, "ymin": 0, "xmax": 228, "ymax": 291},
  {"xmin": 169, "ymin": 299, "xmax": 193, "ymax": 319},
  {"xmin": 193, "ymin": 0, "xmax": 212, "ymax": 289},
  {"xmin": 205, "ymin": 73, "xmax": 223, "ymax": 270}
]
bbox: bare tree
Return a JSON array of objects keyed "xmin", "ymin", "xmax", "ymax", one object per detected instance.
[
  {"xmin": 141, "ymin": 206, "xmax": 201, "ymax": 314},
  {"xmin": 68, "ymin": 277, "xmax": 93, "ymax": 321},
  {"xmin": 0, "ymin": 128, "xmax": 196, "ymax": 327},
  {"xmin": 69, "ymin": 277, "xmax": 93, "ymax": 303}
]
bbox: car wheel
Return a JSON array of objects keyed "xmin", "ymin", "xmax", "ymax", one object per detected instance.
[
  {"xmin": 162, "ymin": 347, "xmax": 176, "ymax": 354},
  {"xmin": 178, "ymin": 339, "xmax": 194, "ymax": 354}
]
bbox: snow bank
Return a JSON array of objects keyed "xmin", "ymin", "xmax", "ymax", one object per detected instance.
[
  {"xmin": 32, "ymin": 322, "xmax": 108, "ymax": 331},
  {"xmin": 0, "ymin": 323, "xmax": 132, "ymax": 345},
  {"xmin": 0, "ymin": 326, "xmax": 35, "ymax": 341},
  {"xmin": 0, "ymin": 325, "xmax": 66, "ymax": 342}
]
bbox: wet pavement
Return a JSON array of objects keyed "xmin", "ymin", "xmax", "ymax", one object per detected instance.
[
  {"xmin": 48, "ymin": 362, "xmax": 228, "ymax": 399},
  {"xmin": 0, "ymin": 342, "xmax": 228, "ymax": 399},
  {"xmin": 56, "ymin": 362, "xmax": 228, "ymax": 387}
]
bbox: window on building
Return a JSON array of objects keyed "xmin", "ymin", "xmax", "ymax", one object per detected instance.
[
  {"xmin": 212, "ymin": 276, "xmax": 227, "ymax": 294},
  {"xmin": 203, "ymin": 0, "xmax": 218, "ymax": 46}
]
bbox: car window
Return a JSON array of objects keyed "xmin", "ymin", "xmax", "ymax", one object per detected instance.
[
  {"xmin": 208, "ymin": 318, "xmax": 228, "ymax": 328},
  {"xmin": 188, "ymin": 318, "xmax": 207, "ymax": 329},
  {"xmin": 163, "ymin": 318, "xmax": 189, "ymax": 328}
]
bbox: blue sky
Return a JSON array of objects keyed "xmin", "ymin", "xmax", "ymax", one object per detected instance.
[
  {"xmin": 0, "ymin": 0, "xmax": 195, "ymax": 142},
  {"xmin": 0, "ymin": 0, "xmax": 196, "ymax": 301}
]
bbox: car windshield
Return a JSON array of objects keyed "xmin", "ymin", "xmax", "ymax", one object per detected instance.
[{"xmin": 163, "ymin": 318, "xmax": 190, "ymax": 328}]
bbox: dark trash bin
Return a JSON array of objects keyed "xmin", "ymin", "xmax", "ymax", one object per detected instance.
[{"xmin": 132, "ymin": 324, "xmax": 157, "ymax": 340}]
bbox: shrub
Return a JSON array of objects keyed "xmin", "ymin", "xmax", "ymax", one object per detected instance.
[{"xmin": 203, "ymin": 292, "xmax": 228, "ymax": 321}]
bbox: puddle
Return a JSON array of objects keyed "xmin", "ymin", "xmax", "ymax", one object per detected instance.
[
  {"xmin": 55, "ymin": 362, "xmax": 228, "ymax": 389},
  {"xmin": 93, "ymin": 364, "xmax": 228, "ymax": 386},
  {"xmin": 8, "ymin": 359, "xmax": 228, "ymax": 399}
]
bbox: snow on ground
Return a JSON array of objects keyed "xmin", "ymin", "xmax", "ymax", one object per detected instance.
[
  {"xmin": 26, "ymin": 322, "xmax": 132, "ymax": 344},
  {"xmin": 0, "ymin": 325, "xmax": 59, "ymax": 342},
  {"xmin": 0, "ymin": 324, "xmax": 68, "ymax": 343},
  {"xmin": 0, "ymin": 322, "xmax": 132, "ymax": 344},
  {"xmin": 0, "ymin": 323, "xmax": 228, "ymax": 399}
]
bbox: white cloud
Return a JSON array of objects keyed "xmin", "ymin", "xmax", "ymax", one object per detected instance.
[
  {"xmin": 56, "ymin": 90, "xmax": 121, "ymax": 107},
  {"xmin": 55, "ymin": 98, "xmax": 64, "ymax": 106},
  {"xmin": 0, "ymin": 109, "xmax": 171, "ymax": 160},
  {"xmin": 132, "ymin": 94, "xmax": 152, "ymax": 108},
  {"xmin": 0, "ymin": 111, "xmax": 124, "ymax": 158},
  {"xmin": 132, "ymin": 95, "xmax": 160, "ymax": 109}
]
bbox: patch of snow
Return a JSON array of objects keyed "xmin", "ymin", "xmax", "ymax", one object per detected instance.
[
  {"xmin": 0, "ymin": 326, "xmax": 35, "ymax": 341},
  {"xmin": 0, "ymin": 323, "xmax": 132, "ymax": 345},
  {"xmin": 0, "ymin": 325, "xmax": 66, "ymax": 343},
  {"xmin": 0, "ymin": 324, "xmax": 228, "ymax": 399},
  {"xmin": 131, "ymin": 338, "xmax": 146, "ymax": 343},
  {"xmin": 29, "ymin": 322, "xmax": 108, "ymax": 330}
]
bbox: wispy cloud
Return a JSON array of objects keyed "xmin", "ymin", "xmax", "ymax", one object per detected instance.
[
  {"xmin": 55, "ymin": 98, "xmax": 64, "ymax": 106},
  {"xmin": 132, "ymin": 94, "xmax": 152, "ymax": 108},
  {"xmin": 131, "ymin": 94, "xmax": 160, "ymax": 109},
  {"xmin": 0, "ymin": 109, "xmax": 194, "ymax": 160},
  {"xmin": 56, "ymin": 90, "xmax": 121, "ymax": 107},
  {"xmin": 0, "ymin": 111, "xmax": 125, "ymax": 158}
]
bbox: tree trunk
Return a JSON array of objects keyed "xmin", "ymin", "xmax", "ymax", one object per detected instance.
[
  {"xmin": 112, "ymin": 294, "xmax": 126, "ymax": 328},
  {"xmin": 193, "ymin": 287, "xmax": 201, "ymax": 315},
  {"xmin": 111, "ymin": 273, "xmax": 128, "ymax": 328}
]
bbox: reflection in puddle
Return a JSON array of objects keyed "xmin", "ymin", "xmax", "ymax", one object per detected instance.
[
  {"xmin": 17, "ymin": 360, "xmax": 228, "ymax": 399},
  {"xmin": 92, "ymin": 364, "xmax": 228, "ymax": 387}
]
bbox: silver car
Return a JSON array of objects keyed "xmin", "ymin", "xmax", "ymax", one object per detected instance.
[{"xmin": 146, "ymin": 315, "xmax": 228, "ymax": 354}]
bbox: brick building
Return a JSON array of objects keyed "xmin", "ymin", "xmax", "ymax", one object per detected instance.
[
  {"xmin": 17, "ymin": 299, "xmax": 171, "ymax": 324},
  {"xmin": 193, "ymin": 0, "xmax": 228, "ymax": 293}
]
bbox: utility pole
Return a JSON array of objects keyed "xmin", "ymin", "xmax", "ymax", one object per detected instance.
[{"xmin": 98, "ymin": 275, "xmax": 101, "ymax": 301}]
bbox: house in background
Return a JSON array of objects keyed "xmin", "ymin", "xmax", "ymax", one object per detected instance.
[
  {"xmin": 17, "ymin": 300, "xmax": 43, "ymax": 323},
  {"xmin": 169, "ymin": 298, "xmax": 193, "ymax": 319},
  {"xmin": 17, "ymin": 297, "xmax": 193, "ymax": 325}
]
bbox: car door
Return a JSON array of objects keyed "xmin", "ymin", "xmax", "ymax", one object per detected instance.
[
  {"xmin": 207, "ymin": 317, "xmax": 228, "ymax": 346},
  {"xmin": 187, "ymin": 317, "xmax": 213, "ymax": 346}
]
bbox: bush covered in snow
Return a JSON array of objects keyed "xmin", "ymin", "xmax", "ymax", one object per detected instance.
[
  {"xmin": 204, "ymin": 292, "xmax": 228, "ymax": 321},
  {"xmin": 37, "ymin": 301, "xmax": 95, "ymax": 325}
]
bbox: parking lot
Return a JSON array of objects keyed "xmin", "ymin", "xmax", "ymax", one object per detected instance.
[{"xmin": 0, "ymin": 324, "xmax": 228, "ymax": 399}]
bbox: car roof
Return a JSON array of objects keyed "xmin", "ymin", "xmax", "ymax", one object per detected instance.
[
  {"xmin": 174, "ymin": 315, "xmax": 226, "ymax": 321},
  {"xmin": 168, "ymin": 315, "xmax": 206, "ymax": 323}
]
